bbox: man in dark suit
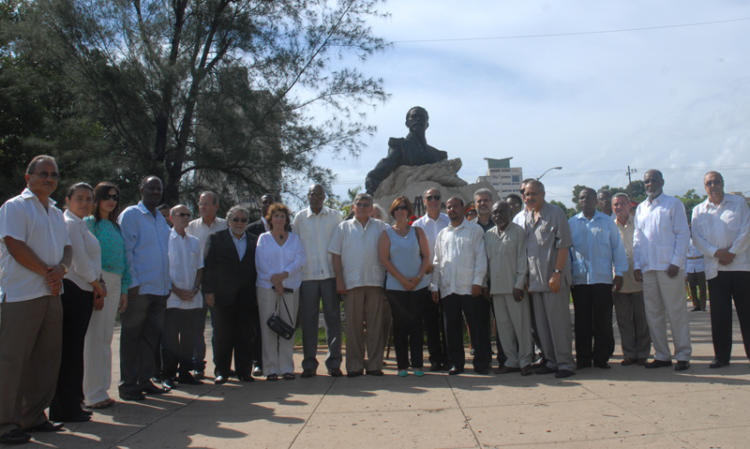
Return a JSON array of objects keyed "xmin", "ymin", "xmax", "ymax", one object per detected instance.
[
  {"xmin": 365, "ymin": 107, "xmax": 447, "ymax": 194},
  {"xmin": 203, "ymin": 206, "xmax": 259, "ymax": 384}
]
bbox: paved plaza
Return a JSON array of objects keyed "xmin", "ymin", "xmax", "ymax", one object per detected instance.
[{"xmin": 17, "ymin": 305, "xmax": 750, "ymax": 449}]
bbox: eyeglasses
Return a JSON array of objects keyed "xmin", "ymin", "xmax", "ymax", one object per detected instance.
[
  {"xmin": 426, "ymin": 195, "xmax": 440, "ymax": 201},
  {"xmin": 231, "ymin": 217, "xmax": 249, "ymax": 223},
  {"xmin": 175, "ymin": 213, "xmax": 191, "ymax": 218},
  {"xmin": 32, "ymin": 171, "xmax": 59, "ymax": 180},
  {"xmin": 355, "ymin": 202, "xmax": 372, "ymax": 208},
  {"xmin": 103, "ymin": 194, "xmax": 119, "ymax": 201},
  {"xmin": 705, "ymin": 180, "xmax": 723, "ymax": 187}
]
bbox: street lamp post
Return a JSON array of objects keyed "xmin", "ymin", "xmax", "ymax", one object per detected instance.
[{"xmin": 537, "ymin": 166, "xmax": 562, "ymax": 180}]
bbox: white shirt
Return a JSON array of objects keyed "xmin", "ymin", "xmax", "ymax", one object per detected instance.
[
  {"xmin": 64, "ymin": 209, "xmax": 102, "ymax": 292},
  {"xmin": 685, "ymin": 240, "xmax": 705, "ymax": 274},
  {"xmin": 292, "ymin": 206, "xmax": 342, "ymax": 281},
  {"xmin": 255, "ymin": 232, "xmax": 306, "ymax": 290},
  {"xmin": 167, "ymin": 230, "xmax": 203, "ymax": 309},
  {"xmin": 0, "ymin": 188, "xmax": 71, "ymax": 302},
  {"xmin": 691, "ymin": 193, "xmax": 750, "ymax": 280},
  {"xmin": 328, "ymin": 217, "xmax": 387, "ymax": 289},
  {"xmin": 413, "ymin": 212, "xmax": 450, "ymax": 285},
  {"xmin": 187, "ymin": 216, "xmax": 227, "ymax": 255},
  {"xmin": 232, "ymin": 232, "xmax": 247, "ymax": 261},
  {"xmin": 431, "ymin": 219, "xmax": 487, "ymax": 298},
  {"xmin": 633, "ymin": 193, "xmax": 690, "ymax": 272}
]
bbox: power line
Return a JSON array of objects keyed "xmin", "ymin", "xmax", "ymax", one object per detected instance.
[{"xmin": 392, "ymin": 17, "xmax": 750, "ymax": 44}]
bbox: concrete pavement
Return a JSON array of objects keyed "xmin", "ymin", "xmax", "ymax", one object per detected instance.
[{"xmin": 19, "ymin": 305, "xmax": 750, "ymax": 449}]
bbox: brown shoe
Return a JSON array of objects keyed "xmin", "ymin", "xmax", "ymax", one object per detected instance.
[{"xmin": 620, "ymin": 358, "xmax": 636, "ymax": 366}]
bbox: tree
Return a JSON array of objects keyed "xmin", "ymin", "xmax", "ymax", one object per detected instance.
[
  {"xmin": 676, "ymin": 189, "xmax": 706, "ymax": 221},
  {"xmin": 14, "ymin": 0, "xmax": 387, "ymax": 204},
  {"xmin": 550, "ymin": 200, "xmax": 575, "ymax": 218}
]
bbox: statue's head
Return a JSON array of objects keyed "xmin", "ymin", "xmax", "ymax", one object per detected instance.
[{"xmin": 405, "ymin": 106, "xmax": 429, "ymax": 133}]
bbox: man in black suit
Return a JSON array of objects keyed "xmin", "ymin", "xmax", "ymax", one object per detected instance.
[
  {"xmin": 203, "ymin": 206, "xmax": 259, "ymax": 384},
  {"xmin": 365, "ymin": 107, "xmax": 448, "ymax": 194}
]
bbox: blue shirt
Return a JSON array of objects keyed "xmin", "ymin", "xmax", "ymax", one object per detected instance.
[
  {"xmin": 568, "ymin": 210, "xmax": 628, "ymax": 286},
  {"xmin": 384, "ymin": 226, "xmax": 430, "ymax": 291},
  {"xmin": 118, "ymin": 201, "xmax": 171, "ymax": 295}
]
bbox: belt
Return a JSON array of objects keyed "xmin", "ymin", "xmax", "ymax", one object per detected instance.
[{"xmin": 687, "ymin": 256, "xmax": 702, "ymax": 260}]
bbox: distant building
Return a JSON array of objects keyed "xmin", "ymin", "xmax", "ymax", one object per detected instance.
[{"xmin": 477, "ymin": 157, "xmax": 523, "ymax": 199}]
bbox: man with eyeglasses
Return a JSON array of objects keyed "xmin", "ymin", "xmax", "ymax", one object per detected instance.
[
  {"xmin": 293, "ymin": 184, "xmax": 344, "ymax": 378},
  {"xmin": 328, "ymin": 193, "xmax": 388, "ymax": 377},
  {"xmin": 691, "ymin": 171, "xmax": 750, "ymax": 368},
  {"xmin": 0, "ymin": 155, "xmax": 72, "ymax": 444},
  {"xmin": 186, "ymin": 191, "xmax": 227, "ymax": 380},
  {"xmin": 118, "ymin": 176, "xmax": 172, "ymax": 400},
  {"xmin": 413, "ymin": 187, "xmax": 450, "ymax": 371},
  {"xmin": 161, "ymin": 206, "xmax": 204, "ymax": 389}
]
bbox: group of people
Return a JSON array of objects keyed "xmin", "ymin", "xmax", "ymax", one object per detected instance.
[{"xmin": 1, "ymin": 154, "xmax": 749, "ymax": 446}]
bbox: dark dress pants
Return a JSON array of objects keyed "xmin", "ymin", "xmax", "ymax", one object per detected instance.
[
  {"xmin": 212, "ymin": 294, "xmax": 258, "ymax": 377},
  {"xmin": 571, "ymin": 284, "xmax": 615, "ymax": 365},
  {"xmin": 421, "ymin": 289, "xmax": 447, "ymax": 368},
  {"xmin": 386, "ymin": 288, "xmax": 425, "ymax": 370},
  {"xmin": 162, "ymin": 308, "xmax": 204, "ymax": 378},
  {"xmin": 119, "ymin": 294, "xmax": 167, "ymax": 395},
  {"xmin": 708, "ymin": 271, "xmax": 750, "ymax": 363},
  {"xmin": 442, "ymin": 293, "xmax": 491, "ymax": 371},
  {"xmin": 50, "ymin": 280, "xmax": 93, "ymax": 420}
]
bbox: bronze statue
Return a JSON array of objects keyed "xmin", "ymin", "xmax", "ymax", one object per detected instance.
[{"xmin": 365, "ymin": 106, "xmax": 448, "ymax": 194}]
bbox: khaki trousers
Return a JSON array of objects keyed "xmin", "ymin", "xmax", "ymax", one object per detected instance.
[
  {"xmin": 492, "ymin": 293, "xmax": 533, "ymax": 368},
  {"xmin": 0, "ymin": 295, "xmax": 62, "ymax": 433},
  {"xmin": 344, "ymin": 286, "xmax": 386, "ymax": 373},
  {"xmin": 642, "ymin": 270, "xmax": 692, "ymax": 362}
]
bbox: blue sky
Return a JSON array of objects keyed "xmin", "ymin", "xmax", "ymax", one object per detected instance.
[{"xmin": 312, "ymin": 0, "xmax": 750, "ymax": 206}]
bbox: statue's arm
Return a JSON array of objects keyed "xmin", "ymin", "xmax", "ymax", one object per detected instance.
[{"xmin": 365, "ymin": 139, "xmax": 403, "ymax": 193}]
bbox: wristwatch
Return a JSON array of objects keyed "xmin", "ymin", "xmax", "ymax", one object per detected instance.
[{"xmin": 553, "ymin": 269, "xmax": 562, "ymax": 274}]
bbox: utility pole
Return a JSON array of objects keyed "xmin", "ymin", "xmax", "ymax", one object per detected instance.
[{"xmin": 626, "ymin": 165, "xmax": 638, "ymax": 185}]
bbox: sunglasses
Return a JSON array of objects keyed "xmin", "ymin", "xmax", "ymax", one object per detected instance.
[
  {"xmin": 393, "ymin": 205, "xmax": 409, "ymax": 212},
  {"xmin": 426, "ymin": 195, "xmax": 441, "ymax": 201},
  {"xmin": 231, "ymin": 217, "xmax": 249, "ymax": 223},
  {"xmin": 175, "ymin": 212, "xmax": 191, "ymax": 218},
  {"xmin": 705, "ymin": 180, "xmax": 723, "ymax": 187},
  {"xmin": 103, "ymin": 194, "xmax": 119, "ymax": 201},
  {"xmin": 33, "ymin": 171, "xmax": 60, "ymax": 180}
]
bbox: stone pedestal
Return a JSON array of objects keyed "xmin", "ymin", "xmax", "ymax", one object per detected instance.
[{"xmin": 372, "ymin": 158, "xmax": 498, "ymax": 215}]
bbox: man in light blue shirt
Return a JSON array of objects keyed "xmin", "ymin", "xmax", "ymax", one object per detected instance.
[
  {"xmin": 117, "ymin": 176, "xmax": 171, "ymax": 400},
  {"xmin": 569, "ymin": 187, "xmax": 628, "ymax": 370}
]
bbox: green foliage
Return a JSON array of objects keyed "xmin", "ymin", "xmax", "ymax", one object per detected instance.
[
  {"xmin": 550, "ymin": 200, "xmax": 575, "ymax": 218},
  {"xmin": 676, "ymin": 189, "xmax": 706, "ymax": 222},
  {"xmin": 2, "ymin": 0, "xmax": 388, "ymax": 205}
]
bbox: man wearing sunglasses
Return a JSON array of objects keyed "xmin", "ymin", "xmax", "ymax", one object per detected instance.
[
  {"xmin": 0, "ymin": 155, "xmax": 72, "ymax": 444},
  {"xmin": 413, "ymin": 187, "xmax": 450, "ymax": 371}
]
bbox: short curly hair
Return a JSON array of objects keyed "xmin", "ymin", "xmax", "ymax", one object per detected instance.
[{"xmin": 265, "ymin": 202, "xmax": 292, "ymax": 231}]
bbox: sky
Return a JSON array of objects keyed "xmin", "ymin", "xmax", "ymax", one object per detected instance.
[{"xmin": 312, "ymin": 0, "xmax": 750, "ymax": 207}]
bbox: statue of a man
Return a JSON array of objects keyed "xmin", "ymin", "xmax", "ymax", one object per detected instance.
[{"xmin": 365, "ymin": 106, "xmax": 448, "ymax": 194}]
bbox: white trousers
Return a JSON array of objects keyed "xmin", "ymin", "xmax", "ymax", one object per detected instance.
[
  {"xmin": 642, "ymin": 270, "xmax": 692, "ymax": 362},
  {"xmin": 257, "ymin": 287, "xmax": 299, "ymax": 376},
  {"xmin": 493, "ymin": 293, "xmax": 533, "ymax": 368},
  {"xmin": 83, "ymin": 270, "xmax": 121, "ymax": 405}
]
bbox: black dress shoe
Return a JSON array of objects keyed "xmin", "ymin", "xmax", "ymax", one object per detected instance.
[
  {"xmin": 645, "ymin": 359, "xmax": 672, "ymax": 368},
  {"xmin": 576, "ymin": 360, "xmax": 592, "ymax": 369},
  {"xmin": 430, "ymin": 363, "xmax": 443, "ymax": 372},
  {"xmin": 119, "ymin": 390, "xmax": 145, "ymax": 401},
  {"xmin": 346, "ymin": 370, "xmax": 363, "ymax": 378},
  {"xmin": 674, "ymin": 360, "xmax": 690, "ymax": 371},
  {"xmin": 448, "ymin": 366, "xmax": 464, "ymax": 375},
  {"xmin": 366, "ymin": 369, "xmax": 384, "ymax": 376},
  {"xmin": 50, "ymin": 412, "xmax": 90, "ymax": 423},
  {"xmin": 520, "ymin": 365, "xmax": 533, "ymax": 376},
  {"xmin": 237, "ymin": 374, "xmax": 255, "ymax": 382},
  {"xmin": 178, "ymin": 372, "xmax": 203, "ymax": 385},
  {"xmin": 709, "ymin": 360, "xmax": 729, "ymax": 369},
  {"xmin": 301, "ymin": 368, "xmax": 316, "ymax": 378},
  {"xmin": 0, "ymin": 428, "xmax": 31, "ymax": 444},
  {"xmin": 555, "ymin": 369, "xmax": 576, "ymax": 378},
  {"xmin": 620, "ymin": 358, "xmax": 636, "ymax": 366},
  {"xmin": 25, "ymin": 420, "xmax": 64, "ymax": 432},
  {"xmin": 141, "ymin": 380, "xmax": 169, "ymax": 395},
  {"xmin": 214, "ymin": 375, "xmax": 227, "ymax": 384},
  {"xmin": 252, "ymin": 365, "xmax": 263, "ymax": 377},
  {"xmin": 593, "ymin": 361, "xmax": 611, "ymax": 369},
  {"xmin": 534, "ymin": 365, "xmax": 556, "ymax": 375},
  {"xmin": 329, "ymin": 368, "xmax": 343, "ymax": 377},
  {"xmin": 474, "ymin": 367, "xmax": 490, "ymax": 375}
]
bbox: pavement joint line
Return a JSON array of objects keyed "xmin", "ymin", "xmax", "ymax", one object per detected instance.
[
  {"xmin": 105, "ymin": 387, "xmax": 218, "ymax": 449},
  {"xmin": 445, "ymin": 375, "xmax": 482, "ymax": 449},
  {"xmin": 286, "ymin": 376, "xmax": 337, "ymax": 448}
]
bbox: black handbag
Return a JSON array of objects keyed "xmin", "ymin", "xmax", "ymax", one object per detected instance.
[{"xmin": 266, "ymin": 289, "xmax": 295, "ymax": 340}]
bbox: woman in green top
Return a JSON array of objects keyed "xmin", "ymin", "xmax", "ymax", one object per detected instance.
[{"xmin": 82, "ymin": 182, "xmax": 131, "ymax": 409}]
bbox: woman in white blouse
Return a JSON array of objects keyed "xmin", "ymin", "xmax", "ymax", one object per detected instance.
[
  {"xmin": 49, "ymin": 182, "xmax": 106, "ymax": 423},
  {"xmin": 255, "ymin": 203, "xmax": 306, "ymax": 381}
]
